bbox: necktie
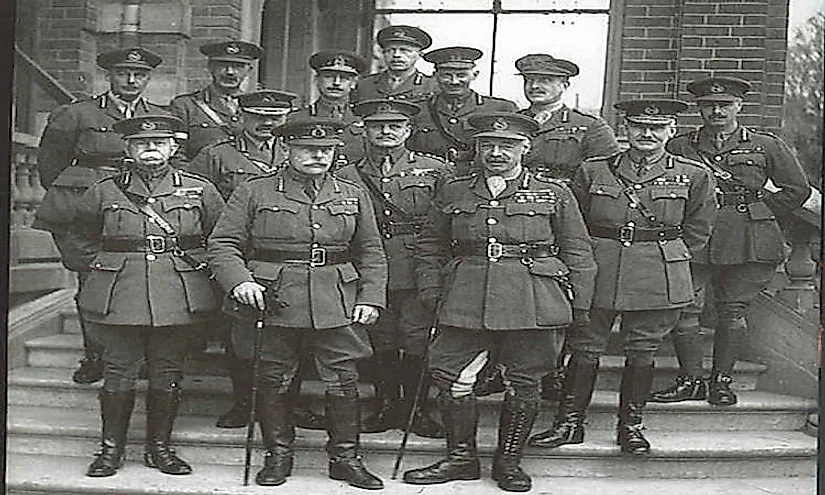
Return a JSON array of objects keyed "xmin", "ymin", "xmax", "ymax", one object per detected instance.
[
  {"xmin": 534, "ymin": 109, "xmax": 552, "ymax": 125},
  {"xmin": 381, "ymin": 155, "xmax": 393, "ymax": 176},
  {"xmin": 486, "ymin": 176, "xmax": 507, "ymax": 198},
  {"xmin": 713, "ymin": 133, "xmax": 726, "ymax": 150},
  {"xmin": 225, "ymin": 96, "xmax": 239, "ymax": 114},
  {"xmin": 303, "ymin": 179, "xmax": 318, "ymax": 200}
]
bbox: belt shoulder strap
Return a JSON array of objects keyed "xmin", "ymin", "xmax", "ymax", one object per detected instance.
[
  {"xmin": 354, "ymin": 165, "xmax": 414, "ymax": 222},
  {"xmin": 606, "ymin": 156, "xmax": 665, "ymax": 228},
  {"xmin": 689, "ymin": 141, "xmax": 733, "ymax": 182},
  {"xmin": 193, "ymin": 98, "xmax": 230, "ymax": 128}
]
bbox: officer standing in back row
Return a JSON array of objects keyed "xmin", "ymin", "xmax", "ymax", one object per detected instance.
[
  {"xmin": 529, "ymin": 99, "xmax": 716, "ymax": 456},
  {"xmin": 351, "ymin": 25, "xmax": 438, "ymax": 104},
  {"xmin": 650, "ymin": 77, "xmax": 811, "ymax": 406},
  {"xmin": 33, "ymin": 47, "xmax": 167, "ymax": 385},
  {"xmin": 408, "ymin": 46, "xmax": 518, "ymax": 172},
  {"xmin": 171, "ymin": 40, "xmax": 263, "ymax": 160}
]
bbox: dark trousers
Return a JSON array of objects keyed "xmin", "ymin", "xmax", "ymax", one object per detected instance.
[
  {"xmin": 366, "ymin": 289, "xmax": 432, "ymax": 356},
  {"xmin": 428, "ymin": 326, "xmax": 560, "ymax": 400},
  {"xmin": 231, "ymin": 324, "xmax": 373, "ymax": 397},
  {"xmin": 86, "ymin": 322, "xmax": 203, "ymax": 392}
]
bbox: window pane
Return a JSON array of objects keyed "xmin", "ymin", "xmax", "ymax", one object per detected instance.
[
  {"xmin": 492, "ymin": 13, "xmax": 609, "ymax": 113},
  {"xmin": 375, "ymin": 0, "xmax": 491, "ymax": 10},
  {"xmin": 502, "ymin": 0, "xmax": 610, "ymax": 10},
  {"xmin": 372, "ymin": 13, "xmax": 495, "ymax": 94}
]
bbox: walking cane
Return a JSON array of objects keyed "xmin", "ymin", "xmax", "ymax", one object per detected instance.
[
  {"xmin": 243, "ymin": 308, "xmax": 266, "ymax": 486},
  {"xmin": 391, "ymin": 314, "xmax": 439, "ymax": 480}
]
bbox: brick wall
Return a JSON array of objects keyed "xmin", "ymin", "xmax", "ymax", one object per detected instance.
[{"xmin": 618, "ymin": 0, "xmax": 789, "ymax": 134}]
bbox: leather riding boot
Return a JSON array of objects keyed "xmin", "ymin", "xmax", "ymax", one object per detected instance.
[
  {"xmin": 144, "ymin": 387, "xmax": 193, "ymax": 475},
  {"xmin": 288, "ymin": 364, "xmax": 326, "ymax": 430},
  {"xmin": 86, "ymin": 390, "xmax": 135, "ymax": 477},
  {"xmin": 616, "ymin": 363, "xmax": 653, "ymax": 455},
  {"xmin": 529, "ymin": 354, "xmax": 598, "ymax": 448},
  {"xmin": 255, "ymin": 388, "xmax": 294, "ymax": 486},
  {"xmin": 649, "ymin": 375, "xmax": 708, "ymax": 403},
  {"xmin": 540, "ymin": 351, "xmax": 568, "ymax": 401},
  {"xmin": 708, "ymin": 370, "xmax": 738, "ymax": 406},
  {"xmin": 216, "ymin": 355, "xmax": 252, "ymax": 428},
  {"xmin": 492, "ymin": 395, "xmax": 539, "ymax": 492},
  {"xmin": 403, "ymin": 394, "xmax": 481, "ymax": 485},
  {"xmin": 362, "ymin": 351, "xmax": 402, "ymax": 433},
  {"xmin": 73, "ymin": 317, "xmax": 104, "ymax": 384},
  {"xmin": 325, "ymin": 393, "xmax": 384, "ymax": 490},
  {"xmin": 475, "ymin": 364, "xmax": 505, "ymax": 397},
  {"xmin": 399, "ymin": 354, "xmax": 445, "ymax": 439}
]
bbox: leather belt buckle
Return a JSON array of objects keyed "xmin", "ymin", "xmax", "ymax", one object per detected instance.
[
  {"xmin": 619, "ymin": 224, "xmax": 635, "ymax": 247},
  {"xmin": 146, "ymin": 235, "xmax": 166, "ymax": 254},
  {"xmin": 310, "ymin": 247, "xmax": 327, "ymax": 267},
  {"xmin": 486, "ymin": 241, "xmax": 504, "ymax": 262},
  {"xmin": 736, "ymin": 203, "xmax": 749, "ymax": 213}
]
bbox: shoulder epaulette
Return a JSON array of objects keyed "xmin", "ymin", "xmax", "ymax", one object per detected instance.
[
  {"xmin": 199, "ymin": 139, "xmax": 235, "ymax": 154},
  {"xmin": 413, "ymin": 151, "xmax": 449, "ymax": 163},
  {"xmin": 332, "ymin": 174, "xmax": 364, "ymax": 189},
  {"xmin": 672, "ymin": 155, "xmax": 706, "ymax": 169},
  {"xmin": 532, "ymin": 174, "xmax": 566, "ymax": 185},
  {"xmin": 246, "ymin": 170, "xmax": 280, "ymax": 182},
  {"xmin": 445, "ymin": 172, "xmax": 476, "ymax": 183},
  {"xmin": 570, "ymin": 107, "xmax": 598, "ymax": 120},
  {"xmin": 176, "ymin": 169, "xmax": 212, "ymax": 182},
  {"xmin": 584, "ymin": 153, "xmax": 619, "ymax": 163}
]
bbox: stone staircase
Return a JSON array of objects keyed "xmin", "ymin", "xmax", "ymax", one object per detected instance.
[{"xmin": 6, "ymin": 308, "xmax": 819, "ymax": 494}]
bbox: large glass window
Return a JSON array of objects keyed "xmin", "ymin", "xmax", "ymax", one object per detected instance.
[{"xmin": 374, "ymin": 0, "xmax": 610, "ymax": 114}]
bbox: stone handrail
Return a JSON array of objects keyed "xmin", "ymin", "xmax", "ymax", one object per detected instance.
[{"xmin": 10, "ymin": 132, "xmax": 45, "ymax": 231}]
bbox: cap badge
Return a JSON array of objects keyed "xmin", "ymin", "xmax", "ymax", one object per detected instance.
[
  {"xmin": 332, "ymin": 56, "xmax": 348, "ymax": 68},
  {"xmin": 226, "ymin": 44, "xmax": 240, "ymax": 55},
  {"xmin": 644, "ymin": 106, "xmax": 660, "ymax": 115},
  {"xmin": 262, "ymin": 95, "xmax": 273, "ymax": 103},
  {"xmin": 311, "ymin": 126, "xmax": 327, "ymax": 138},
  {"xmin": 710, "ymin": 83, "xmax": 726, "ymax": 93},
  {"xmin": 493, "ymin": 118, "xmax": 509, "ymax": 130},
  {"xmin": 141, "ymin": 121, "xmax": 157, "ymax": 130},
  {"xmin": 392, "ymin": 28, "xmax": 407, "ymax": 38},
  {"xmin": 127, "ymin": 51, "xmax": 142, "ymax": 62},
  {"xmin": 377, "ymin": 103, "xmax": 394, "ymax": 113}
]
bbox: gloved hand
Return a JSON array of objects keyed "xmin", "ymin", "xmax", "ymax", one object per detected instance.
[
  {"xmin": 419, "ymin": 287, "xmax": 443, "ymax": 311},
  {"xmin": 572, "ymin": 308, "xmax": 591, "ymax": 328}
]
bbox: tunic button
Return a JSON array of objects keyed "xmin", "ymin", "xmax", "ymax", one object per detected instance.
[
  {"xmin": 147, "ymin": 197, "xmax": 156, "ymax": 203},
  {"xmin": 312, "ymin": 223, "xmax": 322, "ymax": 229},
  {"xmin": 448, "ymin": 118, "xmax": 458, "ymax": 124},
  {"xmin": 715, "ymin": 155, "xmax": 722, "ymax": 161},
  {"xmin": 633, "ymin": 184, "xmax": 642, "ymax": 190},
  {"xmin": 94, "ymin": 263, "xmax": 102, "ymax": 268},
  {"xmin": 629, "ymin": 203, "xmax": 638, "ymax": 208},
  {"xmin": 487, "ymin": 218, "xmax": 498, "ymax": 225},
  {"xmin": 528, "ymin": 211, "xmax": 536, "ymax": 216},
  {"xmin": 383, "ymin": 192, "xmax": 391, "ymax": 198},
  {"xmin": 201, "ymin": 122, "xmax": 209, "ymax": 128},
  {"xmin": 237, "ymin": 168, "xmax": 245, "ymax": 173},
  {"xmin": 489, "ymin": 200, "xmax": 499, "ymax": 206},
  {"xmin": 670, "ymin": 193, "xmax": 677, "ymax": 198},
  {"xmin": 146, "ymin": 254, "xmax": 156, "ymax": 261},
  {"xmin": 381, "ymin": 177, "xmax": 390, "ymax": 183},
  {"xmin": 99, "ymin": 127, "xmax": 107, "ymax": 132},
  {"xmin": 383, "ymin": 209, "xmax": 391, "ymax": 216},
  {"xmin": 488, "ymin": 237, "xmax": 497, "ymax": 243},
  {"xmin": 312, "ymin": 205, "xmax": 320, "ymax": 209},
  {"xmin": 596, "ymin": 189, "xmax": 604, "ymax": 194},
  {"xmin": 231, "ymin": 116, "xmax": 239, "ymax": 121}
]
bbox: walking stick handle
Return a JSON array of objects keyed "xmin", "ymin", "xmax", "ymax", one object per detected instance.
[{"xmin": 242, "ymin": 311, "xmax": 265, "ymax": 486}]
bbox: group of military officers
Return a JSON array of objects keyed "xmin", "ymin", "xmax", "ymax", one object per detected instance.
[{"xmin": 33, "ymin": 21, "xmax": 811, "ymax": 493}]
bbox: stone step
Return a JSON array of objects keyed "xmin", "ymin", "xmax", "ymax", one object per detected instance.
[
  {"xmin": 8, "ymin": 367, "xmax": 813, "ymax": 432},
  {"xmin": 24, "ymin": 333, "xmax": 766, "ymax": 392},
  {"xmin": 7, "ymin": 405, "xmax": 816, "ymax": 480},
  {"xmin": 6, "ymin": 453, "xmax": 817, "ymax": 495}
]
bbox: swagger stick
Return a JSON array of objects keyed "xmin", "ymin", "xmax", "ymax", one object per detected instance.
[
  {"xmin": 243, "ymin": 310, "xmax": 266, "ymax": 486},
  {"xmin": 391, "ymin": 316, "xmax": 439, "ymax": 479}
]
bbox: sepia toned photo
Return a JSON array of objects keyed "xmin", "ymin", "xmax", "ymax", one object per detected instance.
[{"xmin": 6, "ymin": 1, "xmax": 822, "ymax": 493}]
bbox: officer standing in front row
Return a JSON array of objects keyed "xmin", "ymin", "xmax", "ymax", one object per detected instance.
[
  {"xmin": 337, "ymin": 98, "xmax": 451, "ymax": 439},
  {"xmin": 529, "ymin": 99, "xmax": 716, "ymax": 455},
  {"xmin": 650, "ymin": 77, "xmax": 811, "ymax": 406},
  {"xmin": 33, "ymin": 47, "xmax": 167, "ymax": 385},
  {"xmin": 68, "ymin": 115, "xmax": 225, "ymax": 478},
  {"xmin": 207, "ymin": 117, "xmax": 388, "ymax": 489},
  {"xmin": 403, "ymin": 112, "xmax": 596, "ymax": 492}
]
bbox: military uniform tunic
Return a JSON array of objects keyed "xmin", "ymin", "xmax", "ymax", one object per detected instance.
[
  {"xmin": 518, "ymin": 105, "xmax": 621, "ymax": 181},
  {"xmin": 351, "ymin": 70, "xmax": 438, "ymax": 104},
  {"xmin": 170, "ymin": 86, "xmax": 243, "ymax": 160},
  {"xmin": 34, "ymin": 94, "xmax": 168, "ymax": 243},
  {"xmin": 289, "ymin": 101, "xmax": 366, "ymax": 165},
  {"xmin": 336, "ymin": 149, "xmax": 453, "ymax": 354},
  {"xmin": 408, "ymin": 92, "xmax": 518, "ymax": 166},
  {"xmin": 571, "ymin": 153, "xmax": 716, "ymax": 311},
  {"xmin": 188, "ymin": 132, "xmax": 288, "ymax": 201},
  {"xmin": 70, "ymin": 169, "xmax": 225, "ymax": 327},
  {"xmin": 207, "ymin": 170, "xmax": 388, "ymax": 330},
  {"xmin": 667, "ymin": 126, "xmax": 810, "ymax": 266}
]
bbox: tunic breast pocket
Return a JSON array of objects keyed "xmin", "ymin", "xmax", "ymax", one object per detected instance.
[
  {"xmin": 162, "ymin": 198, "xmax": 204, "ymax": 237},
  {"xmin": 397, "ymin": 177, "xmax": 436, "ymax": 213},
  {"xmin": 253, "ymin": 204, "xmax": 301, "ymax": 239},
  {"xmin": 504, "ymin": 202, "xmax": 555, "ymax": 242},
  {"xmin": 587, "ymin": 183, "xmax": 622, "ymax": 223},
  {"xmin": 649, "ymin": 185, "xmax": 690, "ymax": 224},
  {"xmin": 77, "ymin": 125, "xmax": 122, "ymax": 154},
  {"xmin": 728, "ymin": 153, "xmax": 768, "ymax": 188},
  {"xmin": 101, "ymin": 202, "xmax": 142, "ymax": 237},
  {"xmin": 442, "ymin": 202, "xmax": 480, "ymax": 240},
  {"xmin": 326, "ymin": 203, "xmax": 360, "ymax": 239},
  {"xmin": 78, "ymin": 253, "xmax": 127, "ymax": 315}
]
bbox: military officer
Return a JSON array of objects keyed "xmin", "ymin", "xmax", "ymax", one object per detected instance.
[
  {"xmin": 67, "ymin": 115, "xmax": 224, "ymax": 477},
  {"xmin": 529, "ymin": 99, "xmax": 716, "ymax": 455},
  {"xmin": 336, "ymin": 99, "xmax": 451, "ymax": 439},
  {"xmin": 290, "ymin": 51, "xmax": 369, "ymax": 166},
  {"xmin": 207, "ymin": 117, "xmax": 388, "ymax": 489},
  {"xmin": 402, "ymin": 112, "xmax": 596, "ymax": 492},
  {"xmin": 33, "ymin": 47, "xmax": 166, "ymax": 385},
  {"xmin": 516, "ymin": 53, "xmax": 620, "ymax": 181},
  {"xmin": 408, "ymin": 46, "xmax": 518, "ymax": 172},
  {"xmin": 170, "ymin": 40, "xmax": 263, "ymax": 160},
  {"xmin": 351, "ymin": 25, "xmax": 438, "ymax": 104},
  {"xmin": 650, "ymin": 77, "xmax": 811, "ymax": 406}
]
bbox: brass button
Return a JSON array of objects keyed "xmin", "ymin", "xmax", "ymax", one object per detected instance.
[
  {"xmin": 237, "ymin": 168, "xmax": 244, "ymax": 173},
  {"xmin": 489, "ymin": 200, "xmax": 499, "ymax": 206},
  {"xmin": 488, "ymin": 237, "xmax": 497, "ymax": 243},
  {"xmin": 487, "ymin": 218, "xmax": 498, "ymax": 225},
  {"xmin": 528, "ymin": 211, "xmax": 536, "ymax": 216},
  {"xmin": 715, "ymin": 155, "xmax": 722, "ymax": 161},
  {"xmin": 383, "ymin": 209, "xmax": 391, "ymax": 216},
  {"xmin": 633, "ymin": 184, "xmax": 642, "ymax": 190},
  {"xmin": 383, "ymin": 192, "xmax": 391, "ymax": 198},
  {"xmin": 146, "ymin": 254, "xmax": 156, "ymax": 261},
  {"xmin": 381, "ymin": 177, "xmax": 390, "ymax": 183},
  {"xmin": 201, "ymin": 122, "xmax": 209, "ymax": 128},
  {"xmin": 629, "ymin": 203, "xmax": 638, "ymax": 209},
  {"xmin": 147, "ymin": 197, "xmax": 156, "ymax": 204},
  {"xmin": 312, "ymin": 205, "xmax": 320, "ymax": 210},
  {"xmin": 448, "ymin": 118, "xmax": 458, "ymax": 124},
  {"xmin": 312, "ymin": 223, "xmax": 321, "ymax": 229}
]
